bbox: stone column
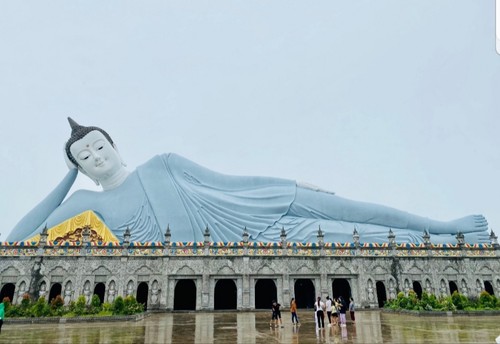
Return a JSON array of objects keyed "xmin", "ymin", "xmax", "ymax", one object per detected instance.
[{"xmin": 202, "ymin": 273, "xmax": 210, "ymax": 310}]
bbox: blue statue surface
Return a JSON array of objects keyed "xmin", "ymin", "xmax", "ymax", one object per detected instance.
[{"xmin": 6, "ymin": 118, "xmax": 490, "ymax": 244}]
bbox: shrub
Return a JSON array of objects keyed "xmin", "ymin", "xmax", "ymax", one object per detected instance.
[
  {"xmin": 89, "ymin": 295, "xmax": 102, "ymax": 314},
  {"xmin": 21, "ymin": 293, "xmax": 32, "ymax": 309},
  {"xmin": 50, "ymin": 295, "xmax": 64, "ymax": 310},
  {"xmin": 102, "ymin": 302, "xmax": 113, "ymax": 313},
  {"xmin": 479, "ymin": 291, "xmax": 494, "ymax": 309},
  {"xmin": 123, "ymin": 296, "xmax": 144, "ymax": 315},
  {"xmin": 451, "ymin": 291, "xmax": 468, "ymax": 310},
  {"xmin": 439, "ymin": 296, "xmax": 456, "ymax": 311},
  {"xmin": 112, "ymin": 296, "xmax": 125, "ymax": 315},
  {"xmin": 74, "ymin": 296, "xmax": 87, "ymax": 316},
  {"xmin": 32, "ymin": 297, "xmax": 51, "ymax": 317}
]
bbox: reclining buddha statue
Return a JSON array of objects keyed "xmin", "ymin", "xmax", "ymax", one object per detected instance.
[{"xmin": 6, "ymin": 118, "xmax": 489, "ymax": 244}]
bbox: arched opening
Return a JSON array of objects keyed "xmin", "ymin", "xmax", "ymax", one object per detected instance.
[
  {"xmin": 332, "ymin": 279, "xmax": 351, "ymax": 301},
  {"xmin": 449, "ymin": 281, "xmax": 458, "ymax": 295},
  {"xmin": 376, "ymin": 281, "xmax": 387, "ymax": 308},
  {"xmin": 255, "ymin": 279, "xmax": 277, "ymax": 309},
  {"xmin": 484, "ymin": 281, "xmax": 494, "ymax": 295},
  {"xmin": 412, "ymin": 281, "xmax": 423, "ymax": 299},
  {"xmin": 49, "ymin": 283, "xmax": 62, "ymax": 303},
  {"xmin": 174, "ymin": 279, "xmax": 196, "ymax": 310},
  {"xmin": 294, "ymin": 279, "xmax": 315, "ymax": 309},
  {"xmin": 136, "ymin": 282, "xmax": 149, "ymax": 310},
  {"xmin": 93, "ymin": 282, "xmax": 105, "ymax": 304},
  {"xmin": 214, "ymin": 279, "xmax": 237, "ymax": 310},
  {"xmin": 0, "ymin": 283, "xmax": 15, "ymax": 303}
]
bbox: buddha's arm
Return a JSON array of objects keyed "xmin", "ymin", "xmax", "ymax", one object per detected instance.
[{"xmin": 6, "ymin": 169, "xmax": 78, "ymax": 241}]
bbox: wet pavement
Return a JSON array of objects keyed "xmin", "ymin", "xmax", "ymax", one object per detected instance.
[{"xmin": 1, "ymin": 310, "xmax": 499, "ymax": 343}]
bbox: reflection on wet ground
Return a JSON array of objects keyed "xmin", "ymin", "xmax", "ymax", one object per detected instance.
[{"xmin": 1, "ymin": 310, "xmax": 499, "ymax": 343}]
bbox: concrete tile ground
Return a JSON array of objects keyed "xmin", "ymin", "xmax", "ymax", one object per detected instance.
[{"xmin": 1, "ymin": 310, "xmax": 499, "ymax": 343}]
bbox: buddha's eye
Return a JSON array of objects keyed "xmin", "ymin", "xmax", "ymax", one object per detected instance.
[{"xmin": 97, "ymin": 146, "xmax": 104, "ymax": 150}]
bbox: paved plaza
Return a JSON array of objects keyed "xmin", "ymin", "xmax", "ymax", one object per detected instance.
[{"xmin": 1, "ymin": 310, "xmax": 499, "ymax": 343}]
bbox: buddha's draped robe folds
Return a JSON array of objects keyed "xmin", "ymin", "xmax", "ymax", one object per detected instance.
[{"xmin": 7, "ymin": 153, "xmax": 486, "ymax": 244}]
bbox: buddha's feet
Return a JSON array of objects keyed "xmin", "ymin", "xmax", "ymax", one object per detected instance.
[
  {"xmin": 429, "ymin": 215, "xmax": 488, "ymax": 235},
  {"xmin": 463, "ymin": 231, "xmax": 490, "ymax": 244}
]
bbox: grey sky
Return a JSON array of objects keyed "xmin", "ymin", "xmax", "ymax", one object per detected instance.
[{"xmin": 1, "ymin": 1, "xmax": 499, "ymax": 241}]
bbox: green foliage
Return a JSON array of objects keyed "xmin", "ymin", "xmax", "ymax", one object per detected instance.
[
  {"xmin": 102, "ymin": 302, "xmax": 113, "ymax": 313},
  {"xmin": 3, "ymin": 292, "xmax": 147, "ymax": 319},
  {"xmin": 122, "ymin": 296, "xmax": 144, "ymax": 315},
  {"xmin": 112, "ymin": 296, "xmax": 125, "ymax": 315},
  {"xmin": 2, "ymin": 299, "xmax": 12, "ymax": 314},
  {"xmin": 384, "ymin": 290, "xmax": 500, "ymax": 312},
  {"xmin": 21, "ymin": 293, "xmax": 32, "ymax": 309},
  {"xmin": 74, "ymin": 295, "xmax": 87, "ymax": 316},
  {"xmin": 32, "ymin": 297, "xmax": 51, "ymax": 317},
  {"xmin": 478, "ymin": 291, "xmax": 495, "ymax": 309},
  {"xmin": 451, "ymin": 291, "xmax": 468, "ymax": 310},
  {"xmin": 89, "ymin": 295, "xmax": 102, "ymax": 314},
  {"xmin": 50, "ymin": 295, "xmax": 64, "ymax": 310}
]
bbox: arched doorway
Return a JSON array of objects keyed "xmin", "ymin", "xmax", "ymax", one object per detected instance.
[
  {"xmin": 214, "ymin": 279, "xmax": 237, "ymax": 310},
  {"xmin": 49, "ymin": 283, "xmax": 62, "ymax": 303},
  {"xmin": 136, "ymin": 282, "xmax": 149, "ymax": 310},
  {"xmin": 0, "ymin": 283, "xmax": 15, "ymax": 303},
  {"xmin": 93, "ymin": 282, "xmax": 105, "ymax": 304},
  {"xmin": 484, "ymin": 281, "xmax": 494, "ymax": 295},
  {"xmin": 332, "ymin": 279, "xmax": 351, "ymax": 301},
  {"xmin": 412, "ymin": 281, "xmax": 423, "ymax": 299},
  {"xmin": 449, "ymin": 281, "xmax": 458, "ymax": 295},
  {"xmin": 255, "ymin": 279, "xmax": 277, "ymax": 309},
  {"xmin": 376, "ymin": 281, "xmax": 387, "ymax": 308},
  {"xmin": 174, "ymin": 279, "xmax": 196, "ymax": 310},
  {"xmin": 294, "ymin": 279, "xmax": 315, "ymax": 309}
]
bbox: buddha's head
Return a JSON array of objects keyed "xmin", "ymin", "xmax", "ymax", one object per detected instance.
[{"xmin": 65, "ymin": 117, "xmax": 127, "ymax": 188}]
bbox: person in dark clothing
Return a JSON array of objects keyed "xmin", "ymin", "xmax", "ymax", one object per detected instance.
[
  {"xmin": 270, "ymin": 300, "xmax": 283, "ymax": 328},
  {"xmin": 338, "ymin": 296, "xmax": 348, "ymax": 327}
]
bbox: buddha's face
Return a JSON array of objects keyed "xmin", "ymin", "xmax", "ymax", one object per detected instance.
[{"xmin": 69, "ymin": 130, "xmax": 123, "ymax": 181}]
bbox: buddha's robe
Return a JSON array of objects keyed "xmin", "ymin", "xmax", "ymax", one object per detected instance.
[{"xmin": 7, "ymin": 153, "xmax": 487, "ymax": 244}]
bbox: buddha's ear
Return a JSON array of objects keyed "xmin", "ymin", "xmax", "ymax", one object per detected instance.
[
  {"xmin": 113, "ymin": 143, "xmax": 127, "ymax": 167},
  {"xmin": 63, "ymin": 145, "xmax": 77, "ymax": 170},
  {"xmin": 63, "ymin": 144, "xmax": 99, "ymax": 185}
]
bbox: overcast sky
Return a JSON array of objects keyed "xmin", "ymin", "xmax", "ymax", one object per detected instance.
[{"xmin": 0, "ymin": 1, "xmax": 499, "ymax": 241}]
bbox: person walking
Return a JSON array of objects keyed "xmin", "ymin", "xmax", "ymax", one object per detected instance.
[
  {"xmin": 314, "ymin": 297, "xmax": 325, "ymax": 329},
  {"xmin": 338, "ymin": 296, "xmax": 347, "ymax": 327},
  {"xmin": 349, "ymin": 297, "xmax": 356, "ymax": 323},
  {"xmin": 290, "ymin": 298, "xmax": 299, "ymax": 325},
  {"xmin": 325, "ymin": 296, "xmax": 333, "ymax": 327}
]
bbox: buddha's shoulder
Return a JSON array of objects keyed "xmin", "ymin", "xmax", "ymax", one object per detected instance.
[{"xmin": 142, "ymin": 153, "xmax": 202, "ymax": 169}]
